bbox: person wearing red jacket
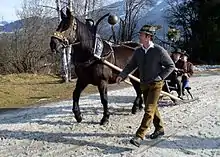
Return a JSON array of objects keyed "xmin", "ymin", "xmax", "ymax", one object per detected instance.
[{"xmin": 180, "ymin": 52, "xmax": 194, "ymax": 94}]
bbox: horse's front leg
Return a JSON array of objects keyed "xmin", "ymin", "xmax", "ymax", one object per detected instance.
[
  {"xmin": 98, "ymin": 81, "xmax": 110, "ymax": 125},
  {"xmin": 72, "ymin": 79, "xmax": 88, "ymax": 123}
]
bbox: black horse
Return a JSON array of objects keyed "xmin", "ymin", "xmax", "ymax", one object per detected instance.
[{"xmin": 50, "ymin": 8, "xmax": 143, "ymax": 125}]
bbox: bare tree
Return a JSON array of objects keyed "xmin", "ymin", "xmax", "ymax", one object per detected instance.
[
  {"xmin": 58, "ymin": 0, "xmax": 105, "ymax": 18},
  {"xmin": 166, "ymin": 0, "xmax": 198, "ymax": 47},
  {"xmin": 64, "ymin": 0, "xmax": 73, "ymax": 82},
  {"xmin": 0, "ymin": 0, "xmax": 56, "ymax": 74},
  {"xmin": 118, "ymin": 0, "xmax": 154, "ymax": 42},
  {"xmin": 41, "ymin": 0, "xmax": 73, "ymax": 82},
  {"xmin": 0, "ymin": 34, "xmax": 12, "ymax": 74},
  {"xmin": 56, "ymin": 0, "xmax": 62, "ymax": 22}
]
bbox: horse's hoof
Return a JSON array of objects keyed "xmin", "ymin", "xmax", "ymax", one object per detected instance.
[
  {"xmin": 75, "ymin": 115, "xmax": 82, "ymax": 123},
  {"xmin": 100, "ymin": 118, "xmax": 109, "ymax": 125},
  {"xmin": 131, "ymin": 106, "xmax": 138, "ymax": 114},
  {"xmin": 139, "ymin": 105, "xmax": 143, "ymax": 111},
  {"xmin": 72, "ymin": 110, "xmax": 82, "ymax": 123}
]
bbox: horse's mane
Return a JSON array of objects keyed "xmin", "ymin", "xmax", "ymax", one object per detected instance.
[{"xmin": 75, "ymin": 18, "xmax": 94, "ymax": 51}]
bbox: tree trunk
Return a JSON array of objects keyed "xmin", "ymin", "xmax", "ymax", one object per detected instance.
[{"xmin": 55, "ymin": 0, "xmax": 61, "ymax": 23}]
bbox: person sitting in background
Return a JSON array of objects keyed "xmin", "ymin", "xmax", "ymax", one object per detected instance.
[
  {"xmin": 168, "ymin": 48, "xmax": 185, "ymax": 98},
  {"xmin": 180, "ymin": 52, "xmax": 194, "ymax": 94},
  {"xmin": 170, "ymin": 48, "xmax": 182, "ymax": 63}
]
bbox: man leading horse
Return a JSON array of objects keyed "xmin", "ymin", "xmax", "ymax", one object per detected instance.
[{"xmin": 116, "ymin": 25, "xmax": 175, "ymax": 147}]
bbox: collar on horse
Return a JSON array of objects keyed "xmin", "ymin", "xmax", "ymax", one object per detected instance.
[{"xmin": 74, "ymin": 40, "xmax": 115, "ymax": 68}]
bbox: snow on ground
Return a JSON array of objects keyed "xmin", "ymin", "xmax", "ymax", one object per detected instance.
[
  {"xmin": 0, "ymin": 74, "xmax": 220, "ymax": 157},
  {"xmin": 194, "ymin": 65, "xmax": 220, "ymax": 72}
]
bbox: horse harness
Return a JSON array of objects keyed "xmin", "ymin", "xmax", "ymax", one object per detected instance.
[{"xmin": 73, "ymin": 40, "xmax": 115, "ymax": 68}]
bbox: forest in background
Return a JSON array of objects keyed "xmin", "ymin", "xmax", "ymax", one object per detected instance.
[{"xmin": 0, "ymin": 0, "xmax": 219, "ymax": 75}]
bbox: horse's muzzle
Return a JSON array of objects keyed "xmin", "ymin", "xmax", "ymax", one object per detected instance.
[{"xmin": 50, "ymin": 36, "xmax": 66, "ymax": 54}]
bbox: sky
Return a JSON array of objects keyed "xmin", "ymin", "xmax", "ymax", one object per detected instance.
[
  {"xmin": 0, "ymin": 0, "xmax": 22, "ymax": 22},
  {"xmin": 0, "ymin": 0, "xmax": 120, "ymax": 22}
]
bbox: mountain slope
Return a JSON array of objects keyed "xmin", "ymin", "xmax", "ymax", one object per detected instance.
[{"xmin": 1, "ymin": 0, "xmax": 170, "ymax": 40}]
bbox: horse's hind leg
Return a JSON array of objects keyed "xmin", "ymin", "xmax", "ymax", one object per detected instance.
[
  {"xmin": 72, "ymin": 79, "xmax": 88, "ymax": 123},
  {"xmin": 98, "ymin": 81, "xmax": 110, "ymax": 125},
  {"xmin": 130, "ymin": 79, "xmax": 143, "ymax": 114}
]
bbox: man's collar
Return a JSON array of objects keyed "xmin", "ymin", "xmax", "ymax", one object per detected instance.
[
  {"xmin": 149, "ymin": 41, "xmax": 154, "ymax": 47},
  {"xmin": 141, "ymin": 41, "xmax": 154, "ymax": 52}
]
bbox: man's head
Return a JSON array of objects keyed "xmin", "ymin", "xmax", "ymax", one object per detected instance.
[
  {"xmin": 172, "ymin": 48, "xmax": 183, "ymax": 62},
  {"xmin": 181, "ymin": 51, "xmax": 189, "ymax": 62},
  {"xmin": 139, "ymin": 25, "xmax": 155, "ymax": 44}
]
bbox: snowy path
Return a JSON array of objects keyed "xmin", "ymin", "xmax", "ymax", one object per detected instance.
[{"xmin": 0, "ymin": 74, "xmax": 220, "ymax": 157}]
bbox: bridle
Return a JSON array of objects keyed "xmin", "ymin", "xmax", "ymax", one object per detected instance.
[{"xmin": 51, "ymin": 17, "xmax": 78, "ymax": 47}]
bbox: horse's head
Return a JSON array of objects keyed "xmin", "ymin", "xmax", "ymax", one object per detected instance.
[
  {"xmin": 50, "ymin": 8, "xmax": 77, "ymax": 54},
  {"xmin": 50, "ymin": 8, "xmax": 94, "ymax": 55}
]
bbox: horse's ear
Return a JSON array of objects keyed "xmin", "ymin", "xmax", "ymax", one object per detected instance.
[
  {"xmin": 66, "ymin": 8, "xmax": 73, "ymax": 26},
  {"xmin": 66, "ymin": 8, "xmax": 72, "ymax": 18},
  {"xmin": 60, "ymin": 9, "xmax": 66, "ymax": 20}
]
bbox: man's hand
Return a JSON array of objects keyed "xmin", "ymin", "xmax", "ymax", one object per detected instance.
[{"xmin": 116, "ymin": 76, "xmax": 123, "ymax": 84}]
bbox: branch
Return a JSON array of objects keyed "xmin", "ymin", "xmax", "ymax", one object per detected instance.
[
  {"xmin": 37, "ymin": 5, "xmax": 56, "ymax": 10},
  {"xmin": 60, "ymin": 0, "xmax": 68, "ymax": 5}
]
